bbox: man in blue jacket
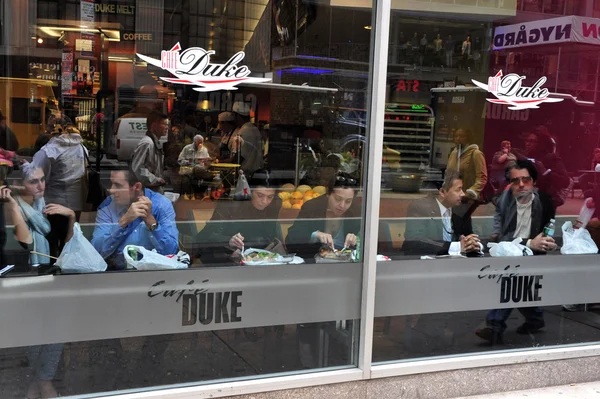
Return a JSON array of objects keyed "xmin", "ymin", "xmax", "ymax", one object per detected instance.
[{"xmin": 91, "ymin": 169, "xmax": 179, "ymax": 269}]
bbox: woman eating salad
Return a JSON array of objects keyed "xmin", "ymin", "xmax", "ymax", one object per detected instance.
[
  {"xmin": 286, "ymin": 172, "xmax": 361, "ymax": 259},
  {"xmin": 196, "ymin": 169, "xmax": 284, "ymax": 265}
]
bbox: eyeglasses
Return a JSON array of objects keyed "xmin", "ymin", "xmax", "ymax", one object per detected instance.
[
  {"xmin": 510, "ymin": 176, "xmax": 533, "ymax": 184},
  {"xmin": 336, "ymin": 175, "xmax": 358, "ymax": 185}
]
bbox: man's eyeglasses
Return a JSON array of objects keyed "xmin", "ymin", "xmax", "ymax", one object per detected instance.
[{"xmin": 510, "ymin": 176, "xmax": 533, "ymax": 185}]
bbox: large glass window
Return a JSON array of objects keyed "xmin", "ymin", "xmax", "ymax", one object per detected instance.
[
  {"xmin": 374, "ymin": 4, "xmax": 600, "ymax": 363},
  {"xmin": 0, "ymin": 1, "xmax": 374, "ymax": 397}
]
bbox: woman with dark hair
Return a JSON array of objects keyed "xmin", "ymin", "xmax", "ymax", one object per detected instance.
[
  {"xmin": 286, "ymin": 173, "xmax": 361, "ymax": 259},
  {"xmin": 514, "ymin": 130, "xmax": 570, "ymax": 209},
  {"xmin": 196, "ymin": 169, "xmax": 283, "ymax": 264}
]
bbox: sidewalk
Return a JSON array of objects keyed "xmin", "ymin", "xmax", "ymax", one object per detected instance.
[{"xmin": 455, "ymin": 381, "xmax": 600, "ymax": 398}]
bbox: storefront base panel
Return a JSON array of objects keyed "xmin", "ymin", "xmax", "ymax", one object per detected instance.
[
  {"xmin": 224, "ymin": 356, "xmax": 600, "ymax": 399},
  {"xmin": 104, "ymin": 352, "xmax": 600, "ymax": 399}
]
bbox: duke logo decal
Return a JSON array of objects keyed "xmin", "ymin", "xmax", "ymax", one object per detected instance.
[
  {"xmin": 472, "ymin": 70, "xmax": 563, "ymax": 110},
  {"xmin": 137, "ymin": 43, "xmax": 271, "ymax": 92}
]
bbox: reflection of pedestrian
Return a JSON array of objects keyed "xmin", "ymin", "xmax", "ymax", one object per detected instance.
[
  {"xmin": 445, "ymin": 34, "xmax": 455, "ymax": 68},
  {"xmin": 419, "ymin": 33, "xmax": 427, "ymax": 66},
  {"xmin": 32, "ymin": 126, "xmax": 85, "ymax": 257},
  {"xmin": 130, "ymin": 111, "xmax": 168, "ymax": 193},
  {"xmin": 433, "ymin": 33, "xmax": 443, "ymax": 66},
  {"xmin": 491, "ymin": 140, "xmax": 516, "ymax": 193},
  {"xmin": 232, "ymin": 102, "xmax": 263, "ymax": 177},
  {"xmin": 461, "ymin": 35, "xmax": 472, "ymax": 71},
  {"xmin": 446, "ymin": 128, "xmax": 488, "ymax": 201},
  {"xmin": 513, "ymin": 130, "xmax": 570, "ymax": 209}
]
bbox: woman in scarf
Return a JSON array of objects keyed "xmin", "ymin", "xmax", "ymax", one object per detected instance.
[{"xmin": 0, "ymin": 163, "xmax": 75, "ymax": 398}]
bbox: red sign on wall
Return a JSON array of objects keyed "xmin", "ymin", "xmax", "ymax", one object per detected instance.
[{"xmin": 395, "ymin": 79, "xmax": 420, "ymax": 92}]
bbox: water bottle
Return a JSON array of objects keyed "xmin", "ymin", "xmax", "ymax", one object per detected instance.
[
  {"xmin": 543, "ymin": 219, "xmax": 555, "ymax": 237},
  {"xmin": 354, "ymin": 235, "xmax": 361, "ymax": 262}
]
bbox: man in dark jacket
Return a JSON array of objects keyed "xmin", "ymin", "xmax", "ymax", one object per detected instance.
[
  {"xmin": 476, "ymin": 160, "xmax": 556, "ymax": 344},
  {"xmin": 403, "ymin": 170, "xmax": 481, "ymax": 256}
]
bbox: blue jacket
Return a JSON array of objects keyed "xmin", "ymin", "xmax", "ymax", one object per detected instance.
[{"xmin": 91, "ymin": 188, "xmax": 179, "ymax": 269}]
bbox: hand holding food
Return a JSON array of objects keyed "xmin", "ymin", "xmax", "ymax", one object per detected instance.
[
  {"xmin": 344, "ymin": 233, "xmax": 357, "ymax": 248},
  {"xmin": 316, "ymin": 231, "xmax": 334, "ymax": 249},
  {"xmin": 229, "ymin": 232, "xmax": 245, "ymax": 249}
]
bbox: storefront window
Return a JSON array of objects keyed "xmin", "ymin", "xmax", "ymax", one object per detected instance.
[
  {"xmin": 0, "ymin": 1, "xmax": 374, "ymax": 397},
  {"xmin": 374, "ymin": 5, "xmax": 600, "ymax": 363}
]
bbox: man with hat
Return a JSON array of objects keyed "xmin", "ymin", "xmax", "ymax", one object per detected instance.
[{"xmin": 232, "ymin": 101, "xmax": 263, "ymax": 177}]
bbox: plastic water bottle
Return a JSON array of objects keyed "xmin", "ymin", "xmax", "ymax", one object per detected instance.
[
  {"xmin": 354, "ymin": 235, "xmax": 361, "ymax": 262},
  {"xmin": 543, "ymin": 219, "xmax": 556, "ymax": 237}
]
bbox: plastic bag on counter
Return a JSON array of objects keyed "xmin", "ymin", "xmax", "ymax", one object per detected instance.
[
  {"xmin": 56, "ymin": 223, "xmax": 107, "ymax": 273},
  {"xmin": 123, "ymin": 245, "xmax": 189, "ymax": 270},
  {"xmin": 561, "ymin": 221, "xmax": 599, "ymax": 255},
  {"xmin": 488, "ymin": 238, "xmax": 533, "ymax": 257},
  {"xmin": 233, "ymin": 171, "xmax": 251, "ymax": 200}
]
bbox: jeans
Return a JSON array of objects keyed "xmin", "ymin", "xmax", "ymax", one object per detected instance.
[
  {"xmin": 445, "ymin": 51, "xmax": 453, "ymax": 67},
  {"xmin": 26, "ymin": 343, "xmax": 64, "ymax": 381},
  {"xmin": 485, "ymin": 307, "xmax": 544, "ymax": 333}
]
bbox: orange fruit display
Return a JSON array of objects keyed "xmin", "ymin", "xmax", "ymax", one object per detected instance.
[
  {"xmin": 282, "ymin": 200, "xmax": 292, "ymax": 209},
  {"xmin": 292, "ymin": 203, "xmax": 303, "ymax": 209},
  {"xmin": 290, "ymin": 191, "xmax": 304, "ymax": 205}
]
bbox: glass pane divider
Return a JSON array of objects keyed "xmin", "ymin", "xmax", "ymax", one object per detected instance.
[{"xmin": 358, "ymin": 0, "xmax": 392, "ymax": 381}]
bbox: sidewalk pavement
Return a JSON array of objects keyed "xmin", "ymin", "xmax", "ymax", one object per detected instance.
[{"xmin": 455, "ymin": 381, "xmax": 600, "ymax": 398}]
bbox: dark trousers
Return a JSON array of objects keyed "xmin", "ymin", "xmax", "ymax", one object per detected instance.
[
  {"xmin": 47, "ymin": 212, "xmax": 81, "ymax": 261},
  {"xmin": 485, "ymin": 307, "xmax": 544, "ymax": 333}
]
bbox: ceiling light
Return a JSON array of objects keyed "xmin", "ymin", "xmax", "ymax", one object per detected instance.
[
  {"xmin": 37, "ymin": 37, "xmax": 44, "ymax": 44},
  {"xmin": 364, "ymin": 25, "xmax": 372, "ymax": 30}
]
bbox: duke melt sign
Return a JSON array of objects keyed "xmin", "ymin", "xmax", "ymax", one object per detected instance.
[
  {"xmin": 472, "ymin": 70, "xmax": 563, "ymax": 110},
  {"xmin": 137, "ymin": 43, "xmax": 271, "ymax": 92}
]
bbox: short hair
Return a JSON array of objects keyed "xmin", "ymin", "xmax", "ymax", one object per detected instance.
[
  {"xmin": 249, "ymin": 169, "xmax": 275, "ymax": 189},
  {"xmin": 115, "ymin": 168, "xmax": 140, "ymax": 188},
  {"xmin": 456, "ymin": 128, "xmax": 473, "ymax": 144},
  {"xmin": 146, "ymin": 110, "xmax": 168, "ymax": 128},
  {"xmin": 193, "ymin": 134, "xmax": 204, "ymax": 142},
  {"xmin": 329, "ymin": 172, "xmax": 359, "ymax": 194},
  {"xmin": 442, "ymin": 169, "xmax": 462, "ymax": 192},
  {"xmin": 527, "ymin": 130, "xmax": 554, "ymax": 154},
  {"xmin": 21, "ymin": 162, "xmax": 42, "ymax": 181},
  {"xmin": 505, "ymin": 159, "xmax": 537, "ymax": 183}
]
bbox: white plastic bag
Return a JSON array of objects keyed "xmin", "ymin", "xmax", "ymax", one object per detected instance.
[
  {"xmin": 233, "ymin": 172, "xmax": 251, "ymax": 200},
  {"xmin": 56, "ymin": 223, "xmax": 107, "ymax": 273},
  {"xmin": 123, "ymin": 245, "xmax": 189, "ymax": 270},
  {"xmin": 487, "ymin": 238, "xmax": 533, "ymax": 257},
  {"xmin": 560, "ymin": 221, "xmax": 599, "ymax": 255}
]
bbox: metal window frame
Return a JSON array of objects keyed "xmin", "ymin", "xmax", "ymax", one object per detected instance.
[{"xmin": 69, "ymin": 0, "xmax": 600, "ymax": 397}]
